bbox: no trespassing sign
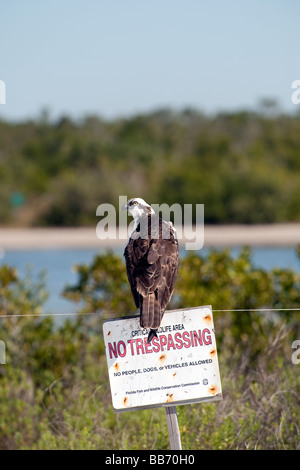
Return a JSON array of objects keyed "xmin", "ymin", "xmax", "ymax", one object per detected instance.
[{"xmin": 103, "ymin": 306, "xmax": 222, "ymax": 412}]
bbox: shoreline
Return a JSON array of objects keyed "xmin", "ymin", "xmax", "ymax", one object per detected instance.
[{"xmin": 0, "ymin": 224, "xmax": 299, "ymax": 250}]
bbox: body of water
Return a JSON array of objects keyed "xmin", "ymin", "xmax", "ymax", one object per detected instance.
[{"xmin": 0, "ymin": 246, "xmax": 299, "ymax": 316}]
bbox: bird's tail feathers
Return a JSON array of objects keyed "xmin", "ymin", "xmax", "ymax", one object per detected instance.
[
  {"xmin": 140, "ymin": 293, "xmax": 154, "ymax": 328},
  {"xmin": 140, "ymin": 293, "xmax": 162, "ymax": 329},
  {"xmin": 147, "ymin": 328, "xmax": 158, "ymax": 344}
]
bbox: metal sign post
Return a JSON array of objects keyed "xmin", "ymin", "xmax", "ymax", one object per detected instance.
[
  {"xmin": 103, "ymin": 305, "xmax": 222, "ymax": 449},
  {"xmin": 165, "ymin": 406, "xmax": 182, "ymax": 450}
]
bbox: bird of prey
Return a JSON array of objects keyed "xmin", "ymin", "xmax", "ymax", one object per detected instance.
[{"xmin": 123, "ymin": 198, "xmax": 179, "ymax": 343}]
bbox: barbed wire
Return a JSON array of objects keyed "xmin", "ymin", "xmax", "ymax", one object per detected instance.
[
  {"xmin": 213, "ymin": 308, "xmax": 300, "ymax": 312},
  {"xmin": 0, "ymin": 312, "xmax": 96, "ymax": 318},
  {"xmin": 0, "ymin": 307, "xmax": 300, "ymax": 318}
]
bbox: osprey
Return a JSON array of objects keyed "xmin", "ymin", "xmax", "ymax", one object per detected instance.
[{"xmin": 123, "ymin": 198, "xmax": 179, "ymax": 343}]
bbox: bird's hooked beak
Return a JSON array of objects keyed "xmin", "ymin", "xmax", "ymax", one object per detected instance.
[{"xmin": 122, "ymin": 203, "xmax": 128, "ymax": 211}]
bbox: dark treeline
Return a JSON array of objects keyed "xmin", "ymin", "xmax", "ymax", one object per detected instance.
[{"xmin": 1, "ymin": 107, "xmax": 300, "ymax": 226}]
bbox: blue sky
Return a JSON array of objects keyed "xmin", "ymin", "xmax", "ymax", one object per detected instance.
[{"xmin": 1, "ymin": 0, "xmax": 299, "ymax": 121}]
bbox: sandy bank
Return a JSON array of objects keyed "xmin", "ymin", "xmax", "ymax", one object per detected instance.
[{"xmin": 0, "ymin": 224, "xmax": 299, "ymax": 250}]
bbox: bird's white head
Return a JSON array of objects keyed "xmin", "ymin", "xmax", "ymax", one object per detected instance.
[{"xmin": 122, "ymin": 198, "xmax": 155, "ymax": 220}]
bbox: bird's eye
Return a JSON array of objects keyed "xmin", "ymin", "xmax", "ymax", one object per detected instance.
[{"xmin": 133, "ymin": 201, "xmax": 138, "ymax": 205}]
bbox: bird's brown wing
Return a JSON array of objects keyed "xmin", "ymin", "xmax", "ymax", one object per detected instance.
[
  {"xmin": 124, "ymin": 236, "xmax": 148, "ymax": 309},
  {"xmin": 147, "ymin": 236, "xmax": 179, "ymax": 321},
  {"xmin": 124, "ymin": 216, "xmax": 179, "ymax": 329}
]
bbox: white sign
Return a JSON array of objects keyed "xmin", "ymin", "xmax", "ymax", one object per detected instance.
[{"xmin": 103, "ymin": 306, "xmax": 222, "ymax": 412}]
